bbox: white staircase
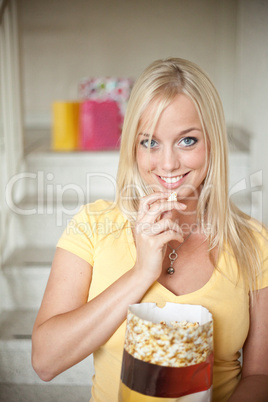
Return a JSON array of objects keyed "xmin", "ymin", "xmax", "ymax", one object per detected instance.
[
  {"xmin": 0, "ymin": 143, "xmax": 251, "ymax": 401},
  {"xmin": 0, "ymin": 146, "xmax": 119, "ymax": 401}
]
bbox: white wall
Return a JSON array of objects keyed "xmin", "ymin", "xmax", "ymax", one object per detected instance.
[
  {"xmin": 18, "ymin": 0, "xmax": 237, "ymax": 128},
  {"xmin": 235, "ymin": 0, "xmax": 268, "ymax": 224}
]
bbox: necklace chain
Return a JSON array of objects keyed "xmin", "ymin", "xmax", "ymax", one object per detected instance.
[{"xmin": 166, "ymin": 232, "xmax": 192, "ymax": 275}]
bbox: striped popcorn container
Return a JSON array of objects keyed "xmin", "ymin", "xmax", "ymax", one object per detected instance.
[{"xmin": 119, "ymin": 303, "xmax": 213, "ymax": 401}]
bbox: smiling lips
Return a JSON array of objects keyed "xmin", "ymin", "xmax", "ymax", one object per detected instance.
[{"xmin": 159, "ymin": 172, "xmax": 189, "ymax": 184}]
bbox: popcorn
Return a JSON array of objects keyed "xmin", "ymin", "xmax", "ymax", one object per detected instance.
[
  {"xmin": 167, "ymin": 192, "xmax": 177, "ymax": 202},
  {"xmin": 124, "ymin": 311, "xmax": 213, "ymax": 367},
  {"xmin": 120, "ymin": 303, "xmax": 214, "ymax": 400},
  {"xmin": 162, "ymin": 320, "xmax": 199, "ymax": 329}
]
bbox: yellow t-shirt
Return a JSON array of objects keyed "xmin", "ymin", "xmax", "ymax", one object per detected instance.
[{"xmin": 57, "ymin": 200, "xmax": 268, "ymax": 402}]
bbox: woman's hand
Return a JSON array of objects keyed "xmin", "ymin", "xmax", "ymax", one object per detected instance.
[{"xmin": 133, "ymin": 192, "xmax": 187, "ymax": 281}]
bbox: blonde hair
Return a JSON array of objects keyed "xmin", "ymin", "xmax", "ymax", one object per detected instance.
[{"xmin": 116, "ymin": 57, "xmax": 264, "ymax": 294}]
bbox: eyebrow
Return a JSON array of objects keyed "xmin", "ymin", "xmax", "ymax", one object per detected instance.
[
  {"xmin": 138, "ymin": 132, "xmax": 150, "ymax": 137},
  {"xmin": 138, "ymin": 127, "xmax": 202, "ymax": 138}
]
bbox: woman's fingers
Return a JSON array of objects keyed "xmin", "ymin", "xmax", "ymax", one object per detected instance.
[
  {"xmin": 136, "ymin": 218, "xmax": 184, "ymax": 240},
  {"xmin": 137, "ymin": 192, "xmax": 168, "ymax": 219},
  {"xmin": 134, "ymin": 192, "xmax": 188, "ymax": 279},
  {"xmin": 138, "ymin": 192, "xmax": 186, "ymax": 222},
  {"xmin": 134, "ymin": 193, "xmax": 189, "ymax": 280}
]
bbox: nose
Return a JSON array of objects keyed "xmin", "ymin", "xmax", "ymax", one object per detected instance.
[{"xmin": 160, "ymin": 147, "xmax": 180, "ymax": 173}]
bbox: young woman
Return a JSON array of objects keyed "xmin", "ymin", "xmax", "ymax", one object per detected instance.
[{"xmin": 32, "ymin": 58, "xmax": 268, "ymax": 401}]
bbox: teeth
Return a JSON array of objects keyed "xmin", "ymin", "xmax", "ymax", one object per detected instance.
[{"xmin": 160, "ymin": 175, "xmax": 183, "ymax": 184}]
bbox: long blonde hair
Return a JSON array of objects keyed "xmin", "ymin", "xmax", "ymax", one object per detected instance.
[{"xmin": 116, "ymin": 57, "xmax": 264, "ymax": 294}]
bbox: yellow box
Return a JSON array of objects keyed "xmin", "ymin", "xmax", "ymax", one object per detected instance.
[{"xmin": 52, "ymin": 101, "xmax": 80, "ymax": 151}]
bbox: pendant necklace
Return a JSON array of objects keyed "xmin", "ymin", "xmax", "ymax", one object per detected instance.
[{"xmin": 166, "ymin": 232, "xmax": 192, "ymax": 275}]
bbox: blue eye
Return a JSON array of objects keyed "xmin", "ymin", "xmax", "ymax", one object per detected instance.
[
  {"xmin": 140, "ymin": 139, "xmax": 158, "ymax": 149},
  {"xmin": 179, "ymin": 137, "xmax": 197, "ymax": 147}
]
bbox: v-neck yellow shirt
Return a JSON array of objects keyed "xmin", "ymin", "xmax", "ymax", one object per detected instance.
[{"xmin": 57, "ymin": 200, "xmax": 268, "ymax": 402}]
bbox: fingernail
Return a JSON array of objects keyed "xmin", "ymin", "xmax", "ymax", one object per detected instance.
[{"xmin": 179, "ymin": 203, "xmax": 187, "ymax": 210}]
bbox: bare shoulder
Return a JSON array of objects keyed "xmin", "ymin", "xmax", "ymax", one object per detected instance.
[
  {"xmin": 33, "ymin": 247, "xmax": 92, "ymax": 329},
  {"xmin": 242, "ymin": 286, "xmax": 268, "ymax": 378}
]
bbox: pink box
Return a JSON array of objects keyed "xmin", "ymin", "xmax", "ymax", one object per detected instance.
[
  {"xmin": 79, "ymin": 77, "xmax": 134, "ymax": 129},
  {"xmin": 79, "ymin": 100, "xmax": 121, "ymax": 150}
]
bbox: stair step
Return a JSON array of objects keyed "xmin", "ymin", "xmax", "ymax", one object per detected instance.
[
  {"xmin": 13, "ymin": 193, "xmax": 110, "ymax": 248},
  {"xmin": 24, "ymin": 148, "xmax": 120, "ymax": 196},
  {"xmin": 0, "ymin": 310, "xmax": 94, "ymax": 386},
  {"xmin": 1, "ymin": 248, "xmax": 54, "ymax": 310},
  {"xmin": 25, "ymin": 147, "xmax": 120, "ymax": 169},
  {"xmin": 13, "ymin": 209, "xmax": 72, "ymax": 248},
  {"xmin": 0, "ymin": 383, "xmax": 91, "ymax": 402}
]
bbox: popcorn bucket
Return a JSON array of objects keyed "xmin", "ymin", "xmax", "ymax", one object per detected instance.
[{"xmin": 119, "ymin": 303, "xmax": 213, "ymax": 401}]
